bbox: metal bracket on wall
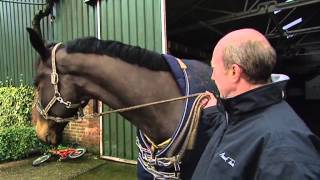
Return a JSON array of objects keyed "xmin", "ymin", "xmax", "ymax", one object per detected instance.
[{"xmin": 84, "ymin": 0, "xmax": 97, "ymax": 6}]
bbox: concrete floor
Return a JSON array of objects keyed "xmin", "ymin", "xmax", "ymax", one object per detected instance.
[{"xmin": 0, "ymin": 154, "xmax": 137, "ymax": 180}]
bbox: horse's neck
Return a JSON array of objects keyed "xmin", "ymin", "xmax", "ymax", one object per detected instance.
[{"xmin": 59, "ymin": 52, "xmax": 184, "ymax": 143}]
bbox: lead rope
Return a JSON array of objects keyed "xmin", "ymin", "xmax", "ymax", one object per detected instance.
[
  {"xmin": 87, "ymin": 93, "xmax": 205, "ymax": 118},
  {"xmin": 44, "ymin": 92, "xmax": 206, "ymax": 123}
]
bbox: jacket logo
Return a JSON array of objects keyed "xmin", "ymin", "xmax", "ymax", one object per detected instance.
[{"xmin": 219, "ymin": 152, "xmax": 235, "ymax": 167}]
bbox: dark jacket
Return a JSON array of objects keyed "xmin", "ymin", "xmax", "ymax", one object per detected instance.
[{"xmin": 192, "ymin": 74, "xmax": 320, "ymax": 180}]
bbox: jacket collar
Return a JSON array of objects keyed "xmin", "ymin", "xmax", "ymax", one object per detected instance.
[{"xmin": 219, "ymin": 74, "xmax": 290, "ymax": 122}]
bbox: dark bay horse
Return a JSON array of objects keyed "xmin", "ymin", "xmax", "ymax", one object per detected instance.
[{"xmin": 27, "ymin": 28, "xmax": 217, "ymax": 179}]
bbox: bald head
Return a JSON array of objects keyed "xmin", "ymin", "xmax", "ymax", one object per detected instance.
[
  {"xmin": 217, "ymin": 28, "xmax": 270, "ymax": 47},
  {"xmin": 214, "ymin": 29, "xmax": 272, "ymax": 60},
  {"xmin": 212, "ymin": 28, "xmax": 276, "ymax": 84}
]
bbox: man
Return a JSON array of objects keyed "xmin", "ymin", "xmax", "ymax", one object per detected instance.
[{"xmin": 192, "ymin": 28, "xmax": 320, "ymax": 179}]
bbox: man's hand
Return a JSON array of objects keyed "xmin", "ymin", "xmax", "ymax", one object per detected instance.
[{"xmin": 200, "ymin": 91, "xmax": 217, "ymax": 109}]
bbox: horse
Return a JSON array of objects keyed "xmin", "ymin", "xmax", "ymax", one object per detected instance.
[{"xmin": 27, "ymin": 28, "xmax": 218, "ymax": 179}]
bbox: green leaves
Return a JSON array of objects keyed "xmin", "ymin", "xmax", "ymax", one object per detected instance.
[
  {"xmin": 0, "ymin": 127, "xmax": 45, "ymax": 161},
  {"xmin": 0, "ymin": 86, "xmax": 34, "ymax": 127},
  {"xmin": 0, "ymin": 85, "xmax": 49, "ymax": 162}
]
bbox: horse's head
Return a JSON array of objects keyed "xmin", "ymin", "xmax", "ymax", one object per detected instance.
[{"xmin": 27, "ymin": 28, "xmax": 89, "ymax": 146}]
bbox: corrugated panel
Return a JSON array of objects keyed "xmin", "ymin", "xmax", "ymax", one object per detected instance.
[
  {"xmin": 101, "ymin": 0, "xmax": 164, "ymax": 161},
  {"xmin": 0, "ymin": 0, "xmax": 95, "ymax": 84},
  {"xmin": 52, "ymin": 0, "xmax": 96, "ymax": 42},
  {"xmin": 0, "ymin": 0, "xmax": 50, "ymax": 85}
]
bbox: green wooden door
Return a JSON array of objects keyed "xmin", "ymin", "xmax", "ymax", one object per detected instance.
[{"xmin": 100, "ymin": 0, "xmax": 165, "ymax": 161}]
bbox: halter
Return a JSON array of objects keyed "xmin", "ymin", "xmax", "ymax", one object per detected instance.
[{"xmin": 36, "ymin": 43, "xmax": 84, "ymax": 123}]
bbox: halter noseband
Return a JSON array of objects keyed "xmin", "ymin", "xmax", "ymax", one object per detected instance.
[{"xmin": 36, "ymin": 43, "xmax": 84, "ymax": 123}]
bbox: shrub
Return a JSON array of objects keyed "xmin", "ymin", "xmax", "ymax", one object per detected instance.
[
  {"xmin": 0, "ymin": 84, "xmax": 49, "ymax": 161},
  {"xmin": 0, "ymin": 126, "xmax": 47, "ymax": 161},
  {"xmin": 0, "ymin": 86, "xmax": 34, "ymax": 127}
]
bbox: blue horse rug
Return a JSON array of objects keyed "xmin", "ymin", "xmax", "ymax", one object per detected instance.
[{"xmin": 136, "ymin": 54, "xmax": 218, "ymax": 180}]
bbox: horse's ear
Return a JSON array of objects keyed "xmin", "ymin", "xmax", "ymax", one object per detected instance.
[{"xmin": 26, "ymin": 27, "xmax": 50, "ymax": 60}]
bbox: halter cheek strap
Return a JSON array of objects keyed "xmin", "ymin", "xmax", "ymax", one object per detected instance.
[{"xmin": 36, "ymin": 43, "xmax": 83, "ymax": 123}]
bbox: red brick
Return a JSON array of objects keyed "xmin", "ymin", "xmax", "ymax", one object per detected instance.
[{"xmin": 63, "ymin": 103, "xmax": 100, "ymax": 152}]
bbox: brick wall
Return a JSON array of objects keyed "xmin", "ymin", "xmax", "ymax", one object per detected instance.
[{"xmin": 63, "ymin": 101, "xmax": 100, "ymax": 154}]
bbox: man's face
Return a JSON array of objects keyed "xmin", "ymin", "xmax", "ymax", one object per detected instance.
[{"xmin": 211, "ymin": 49, "xmax": 233, "ymax": 98}]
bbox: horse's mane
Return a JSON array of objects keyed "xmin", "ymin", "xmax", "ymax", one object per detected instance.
[{"xmin": 65, "ymin": 37, "xmax": 170, "ymax": 71}]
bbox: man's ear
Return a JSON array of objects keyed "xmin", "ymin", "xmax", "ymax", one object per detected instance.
[
  {"xmin": 231, "ymin": 64, "xmax": 242, "ymax": 82},
  {"xmin": 26, "ymin": 27, "xmax": 50, "ymax": 60}
]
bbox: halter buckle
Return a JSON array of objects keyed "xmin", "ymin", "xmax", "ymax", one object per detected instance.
[{"xmin": 51, "ymin": 73, "xmax": 59, "ymax": 85}]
